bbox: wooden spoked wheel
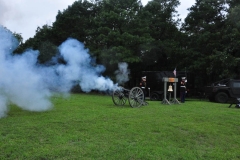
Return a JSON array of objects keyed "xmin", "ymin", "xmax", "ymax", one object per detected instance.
[
  {"xmin": 128, "ymin": 87, "xmax": 144, "ymax": 108},
  {"xmin": 112, "ymin": 88, "xmax": 127, "ymax": 106}
]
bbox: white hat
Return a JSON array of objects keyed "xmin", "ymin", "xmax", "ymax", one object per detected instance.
[{"xmin": 142, "ymin": 76, "xmax": 146, "ymax": 79}]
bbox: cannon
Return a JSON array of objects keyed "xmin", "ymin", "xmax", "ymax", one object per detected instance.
[{"xmin": 112, "ymin": 86, "xmax": 148, "ymax": 108}]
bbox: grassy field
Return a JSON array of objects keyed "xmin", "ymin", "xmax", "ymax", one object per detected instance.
[{"xmin": 0, "ymin": 93, "xmax": 240, "ymax": 160}]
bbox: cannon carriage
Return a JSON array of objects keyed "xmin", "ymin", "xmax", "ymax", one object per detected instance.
[{"xmin": 112, "ymin": 87, "xmax": 148, "ymax": 108}]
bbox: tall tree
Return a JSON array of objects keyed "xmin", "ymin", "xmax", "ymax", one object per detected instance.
[
  {"xmin": 12, "ymin": 32, "xmax": 23, "ymax": 45},
  {"xmin": 181, "ymin": 0, "xmax": 229, "ymax": 85},
  {"xmin": 14, "ymin": 24, "xmax": 55, "ymax": 59},
  {"xmin": 141, "ymin": 0, "xmax": 182, "ymax": 71},
  {"xmin": 224, "ymin": 2, "xmax": 240, "ymax": 78},
  {"xmin": 52, "ymin": 0, "xmax": 96, "ymax": 45},
  {"xmin": 89, "ymin": 0, "xmax": 154, "ymax": 68}
]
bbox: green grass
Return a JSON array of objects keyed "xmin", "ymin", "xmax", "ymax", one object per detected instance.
[{"xmin": 0, "ymin": 93, "xmax": 240, "ymax": 160}]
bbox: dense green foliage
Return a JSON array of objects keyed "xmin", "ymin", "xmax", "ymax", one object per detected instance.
[
  {"xmin": 0, "ymin": 94, "xmax": 240, "ymax": 159},
  {"xmin": 9, "ymin": 0, "xmax": 240, "ymax": 86},
  {"xmin": 182, "ymin": 0, "xmax": 240, "ymax": 86}
]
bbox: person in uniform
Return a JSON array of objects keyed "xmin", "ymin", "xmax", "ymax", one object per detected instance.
[
  {"xmin": 180, "ymin": 77, "xmax": 186, "ymax": 103},
  {"xmin": 140, "ymin": 76, "xmax": 147, "ymax": 100}
]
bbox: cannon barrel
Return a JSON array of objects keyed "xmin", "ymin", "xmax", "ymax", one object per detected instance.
[{"xmin": 118, "ymin": 86, "xmax": 130, "ymax": 92}]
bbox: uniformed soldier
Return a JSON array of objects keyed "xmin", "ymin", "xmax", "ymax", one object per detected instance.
[
  {"xmin": 180, "ymin": 77, "xmax": 186, "ymax": 103},
  {"xmin": 140, "ymin": 76, "xmax": 147, "ymax": 100}
]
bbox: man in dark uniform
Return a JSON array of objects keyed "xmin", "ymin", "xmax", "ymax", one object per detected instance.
[
  {"xmin": 140, "ymin": 76, "xmax": 147, "ymax": 100},
  {"xmin": 180, "ymin": 77, "xmax": 186, "ymax": 103}
]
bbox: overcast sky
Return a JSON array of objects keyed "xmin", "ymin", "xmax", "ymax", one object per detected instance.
[{"xmin": 0, "ymin": 0, "xmax": 195, "ymax": 42}]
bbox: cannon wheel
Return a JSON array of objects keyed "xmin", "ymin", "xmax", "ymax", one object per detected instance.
[
  {"xmin": 128, "ymin": 87, "xmax": 144, "ymax": 108},
  {"xmin": 112, "ymin": 89, "xmax": 127, "ymax": 106}
]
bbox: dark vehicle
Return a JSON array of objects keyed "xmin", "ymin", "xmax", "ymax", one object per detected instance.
[
  {"xmin": 139, "ymin": 71, "xmax": 194, "ymax": 100},
  {"xmin": 204, "ymin": 79, "xmax": 240, "ymax": 103}
]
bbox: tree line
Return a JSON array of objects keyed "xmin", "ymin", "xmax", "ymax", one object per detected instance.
[{"xmin": 10, "ymin": 0, "xmax": 240, "ymax": 89}]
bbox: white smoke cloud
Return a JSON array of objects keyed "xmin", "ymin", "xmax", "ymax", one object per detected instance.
[
  {"xmin": 0, "ymin": 26, "xmax": 120, "ymax": 118},
  {"xmin": 0, "ymin": 27, "xmax": 53, "ymax": 116},
  {"xmin": 115, "ymin": 62, "xmax": 130, "ymax": 85}
]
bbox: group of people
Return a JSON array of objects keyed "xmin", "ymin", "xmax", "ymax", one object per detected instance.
[{"xmin": 139, "ymin": 76, "xmax": 187, "ymax": 103}]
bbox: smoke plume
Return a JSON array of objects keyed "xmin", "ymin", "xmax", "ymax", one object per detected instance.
[
  {"xmin": 114, "ymin": 62, "xmax": 130, "ymax": 85},
  {"xmin": 0, "ymin": 26, "xmax": 125, "ymax": 118}
]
